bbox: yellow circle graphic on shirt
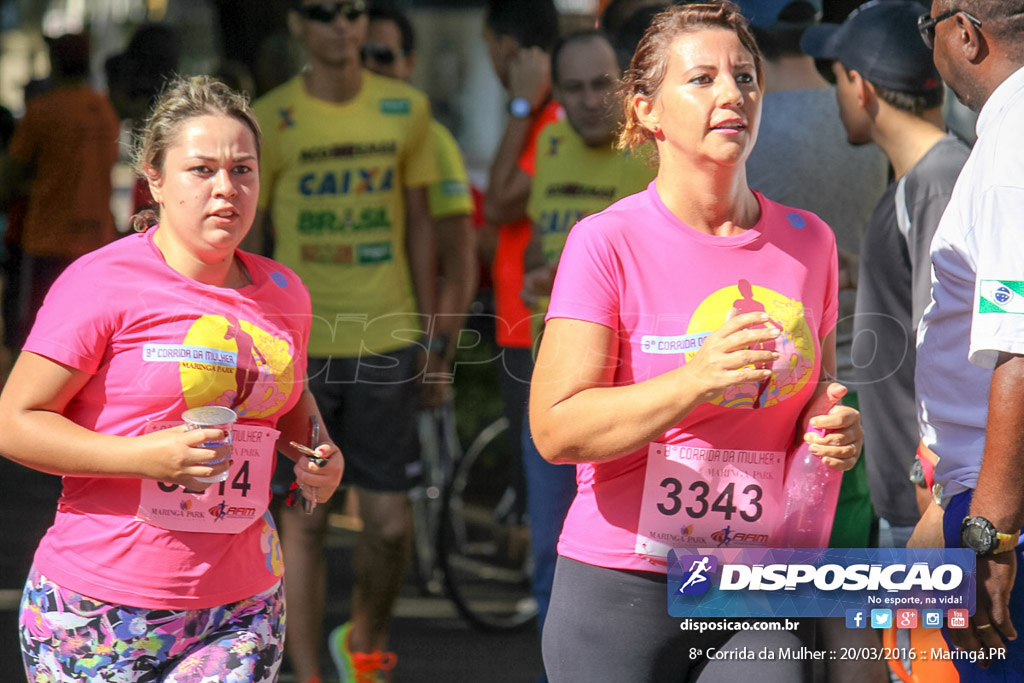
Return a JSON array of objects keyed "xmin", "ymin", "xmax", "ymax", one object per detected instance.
[
  {"xmin": 687, "ymin": 280, "xmax": 816, "ymax": 409},
  {"xmin": 261, "ymin": 513, "xmax": 284, "ymax": 577},
  {"xmin": 180, "ymin": 314, "xmax": 295, "ymax": 419}
]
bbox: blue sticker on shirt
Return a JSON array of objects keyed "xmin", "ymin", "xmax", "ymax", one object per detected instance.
[
  {"xmin": 787, "ymin": 213, "xmax": 807, "ymax": 229},
  {"xmin": 270, "ymin": 272, "xmax": 288, "ymax": 288}
]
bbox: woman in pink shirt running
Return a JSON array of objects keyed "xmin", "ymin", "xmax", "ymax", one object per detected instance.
[
  {"xmin": 0, "ymin": 76, "xmax": 343, "ymax": 681},
  {"xmin": 530, "ymin": 3, "xmax": 863, "ymax": 681}
]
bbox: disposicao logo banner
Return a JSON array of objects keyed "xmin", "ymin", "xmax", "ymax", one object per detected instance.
[{"xmin": 667, "ymin": 548, "xmax": 975, "ymax": 617}]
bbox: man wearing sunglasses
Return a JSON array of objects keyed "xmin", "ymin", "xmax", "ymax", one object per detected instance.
[
  {"xmin": 359, "ymin": 4, "xmax": 477, "ymax": 408},
  {"xmin": 251, "ymin": 1, "xmax": 438, "ymax": 682},
  {"xmin": 911, "ymin": 1, "xmax": 1024, "ymax": 679}
]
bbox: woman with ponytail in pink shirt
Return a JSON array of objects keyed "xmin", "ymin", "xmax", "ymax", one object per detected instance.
[
  {"xmin": 530, "ymin": 4, "xmax": 863, "ymax": 681},
  {"xmin": 0, "ymin": 76, "xmax": 343, "ymax": 682}
]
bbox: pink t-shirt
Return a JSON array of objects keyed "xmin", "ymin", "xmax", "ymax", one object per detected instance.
[
  {"xmin": 24, "ymin": 228, "xmax": 311, "ymax": 609},
  {"xmin": 546, "ymin": 183, "xmax": 838, "ymax": 573}
]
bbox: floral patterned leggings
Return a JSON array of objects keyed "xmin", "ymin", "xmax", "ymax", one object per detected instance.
[{"xmin": 19, "ymin": 567, "xmax": 285, "ymax": 682}]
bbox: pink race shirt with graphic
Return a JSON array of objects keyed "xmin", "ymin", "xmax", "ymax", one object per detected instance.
[
  {"xmin": 546, "ymin": 183, "xmax": 838, "ymax": 572},
  {"xmin": 23, "ymin": 228, "xmax": 311, "ymax": 609}
]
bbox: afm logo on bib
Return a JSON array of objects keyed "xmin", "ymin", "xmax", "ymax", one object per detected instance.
[{"xmin": 677, "ymin": 555, "xmax": 718, "ymax": 596}]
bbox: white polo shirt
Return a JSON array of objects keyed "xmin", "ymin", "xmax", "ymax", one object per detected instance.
[{"xmin": 916, "ymin": 65, "xmax": 1024, "ymax": 498}]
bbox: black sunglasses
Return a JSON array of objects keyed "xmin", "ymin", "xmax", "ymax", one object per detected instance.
[
  {"xmin": 298, "ymin": 1, "xmax": 367, "ymax": 24},
  {"xmin": 917, "ymin": 8, "xmax": 982, "ymax": 49},
  {"xmin": 361, "ymin": 42, "xmax": 404, "ymax": 67}
]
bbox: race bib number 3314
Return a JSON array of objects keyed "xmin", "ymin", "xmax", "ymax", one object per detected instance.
[{"xmin": 137, "ymin": 421, "xmax": 279, "ymax": 534}]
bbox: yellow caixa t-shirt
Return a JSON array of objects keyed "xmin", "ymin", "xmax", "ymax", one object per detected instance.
[
  {"xmin": 528, "ymin": 118, "xmax": 654, "ymax": 266},
  {"xmin": 527, "ymin": 118, "xmax": 655, "ymax": 337},
  {"xmin": 255, "ymin": 71, "xmax": 437, "ymax": 357},
  {"xmin": 428, "ymin": 120, "xmax": 473, "ymax": 220}
]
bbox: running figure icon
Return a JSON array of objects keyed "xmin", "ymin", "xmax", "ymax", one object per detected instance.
[{"xmin": 678, "ymin": 556, "xmax": 713, "ymax": 594}]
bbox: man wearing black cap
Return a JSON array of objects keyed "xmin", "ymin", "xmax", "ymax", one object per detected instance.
[
  {"xmin": 735, "ymin": 0, "xmax": 888, "ymax": 563},
  {"xmin": 912, "ymin": 0, "xmax": 1024, "ymax": 677},
  {"xmin": 735, "ymin": 4, "xmax": 891, "ymax": 681},
  {"xmin": 803, "ymin": 0, "xmax": 970, "ymax": 554}
]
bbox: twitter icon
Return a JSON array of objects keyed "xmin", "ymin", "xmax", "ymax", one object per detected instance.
[{"xmin": 870, "ymin": 609, "xmax": 893, "ymax": 629}]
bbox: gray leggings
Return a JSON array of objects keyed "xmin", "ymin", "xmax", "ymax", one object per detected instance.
[{"xmin": 542, "ymin": 556, "xmax": 812, "ymax": 683}]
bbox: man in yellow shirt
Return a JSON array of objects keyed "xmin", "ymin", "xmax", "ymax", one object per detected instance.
[
  {"xmin": 361, "ymin": 4, "xmax": 477, "ymax": 397},
  {"xmin": 520, "ymin": 26, "xmax": 655, "ymax": 656},
  {"xmin": 522, "ymin": 29, "xmax": 655, "ymax": 325},
  {"xmin": 250, "ymin": 1, "xmax": 437, "ymax": 681}
]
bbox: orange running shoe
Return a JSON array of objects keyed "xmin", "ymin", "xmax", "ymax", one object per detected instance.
[{"xmin": 328, "ymin": 622, "xmax": 397, "ymax": 683}]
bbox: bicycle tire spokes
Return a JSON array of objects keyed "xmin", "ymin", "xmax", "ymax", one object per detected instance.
[
  {"xmin": 410, "ymin": 404, "xmax": 459, "ymax": 597},
  {"xmin": 438, "ymin": 416, "xmax": 538, "ymax": 632}
]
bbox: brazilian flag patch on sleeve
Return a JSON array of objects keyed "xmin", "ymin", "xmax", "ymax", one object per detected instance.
[{"xmin": 979, "ymin": 280, "xmax": 1024, "ymax": 314}]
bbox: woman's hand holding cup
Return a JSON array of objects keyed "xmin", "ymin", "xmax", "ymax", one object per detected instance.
[{"xmin": 135, "ymin": 424, "xmax": 234, "ymax": 491}]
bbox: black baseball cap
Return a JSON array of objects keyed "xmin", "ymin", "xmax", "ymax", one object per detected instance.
[
  {"xmin": 733, "ymin": 0, "xmax": 822, "ymax": 30},
  {"xmin": 801, "ymin": 0, "xmax": 942, "ymax": 95}
]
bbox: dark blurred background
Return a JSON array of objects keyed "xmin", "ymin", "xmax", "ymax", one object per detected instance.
[{"xmin": 0, "ymin": 0, "xmax": 869, "ymax": 220}]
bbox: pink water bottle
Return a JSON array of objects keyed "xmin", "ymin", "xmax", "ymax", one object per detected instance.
[{"xmin": 776, "ymin": 425, "xmax": 844, "ymax": 548}]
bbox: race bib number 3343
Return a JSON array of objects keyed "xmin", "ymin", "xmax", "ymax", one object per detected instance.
[{"xmin": 635, "ymin": 442, "xmax": 785, "ymax": 559}]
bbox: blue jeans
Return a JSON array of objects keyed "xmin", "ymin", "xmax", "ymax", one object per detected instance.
[
  {"xmin": 878, "ymin": 517, "xmax": 915, "ymax": 549},
  {"xmin": 943, "ymin": 490, "xmax": 1024, "ymax": 681},
  {"xmin": 522, "ymin": 413, "xmax": 576, "ymax": 634}
]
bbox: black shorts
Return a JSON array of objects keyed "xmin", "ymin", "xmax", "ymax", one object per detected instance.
[{"xmin": 272, "ymin": 346, "xmax": 421, "ymax": 494}]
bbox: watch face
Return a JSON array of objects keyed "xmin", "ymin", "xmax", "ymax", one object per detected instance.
[
  {"xmin": 964, "ymin": 520, "xmax": 995, "ymax": 552},
  {"xmin": 908, "ymin": 460, "xmax": 925, "ymax": 485},
  {"xmin": 509, "ymin": 97, "xmax": 531, "ymax": 118}
]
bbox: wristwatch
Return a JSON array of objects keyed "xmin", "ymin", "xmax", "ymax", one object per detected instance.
[
  {"xmin": 508, "ymin": 97, "xmax": 533, "ymax": 119},
  {"xmin": 426, "ymin": 333, "xmax": 450, "ymax": 357},
  {"xmin": 960, "ymin": 516, "xmax": 1018, "ymax": 556},
  {"xmin": 908, "ymin": 459, "xmax": 926, "ymax": 488}
]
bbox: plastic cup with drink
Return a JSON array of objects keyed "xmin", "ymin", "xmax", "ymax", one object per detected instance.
[{"xmin": 182, "ymin": 405, "xmax": 237, "ymax": 484}]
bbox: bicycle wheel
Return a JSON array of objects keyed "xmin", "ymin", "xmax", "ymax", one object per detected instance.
[
  {"xmin": 410, "ymin": 401, "xmax": 461, "ymax": 596},
  {"xmin": 437, "ymin": 416, "xmax": 538, "ymax": 632}
]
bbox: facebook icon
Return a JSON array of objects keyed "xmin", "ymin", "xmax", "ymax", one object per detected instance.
[{"xmin": 845, "ymin": 609, "xmax": 866, "ymax": 629}]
